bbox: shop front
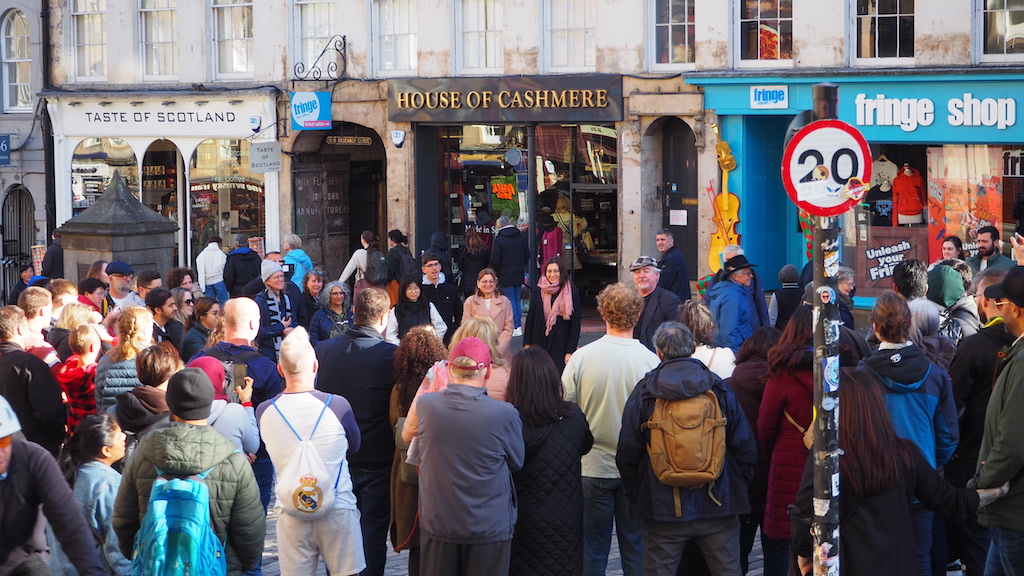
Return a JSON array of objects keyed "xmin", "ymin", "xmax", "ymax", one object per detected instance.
[
  {"xmin": 389, "ymin": 75, "xmax": 624, "ymax": 301},
  {"xmin": 689, "ymin": 74, "xmax": 1024, "ymax": 297},
  {"xmin": 46, "ymin": 91, "xmax": 279, "ymax": 271}
]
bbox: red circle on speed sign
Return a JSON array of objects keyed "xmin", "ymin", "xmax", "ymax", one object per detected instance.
[{"xmin": 781, "ymin": 119, "xmax": 872, "ymax": 217}]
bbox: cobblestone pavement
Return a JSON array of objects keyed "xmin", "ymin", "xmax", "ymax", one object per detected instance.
[
  {"xmin": 261, "ymin": 503, "xmax": 765, "ymax": 576},
  {"xmin": 261, "ymin": 320, "xmax": 765, "ymax": 575}
]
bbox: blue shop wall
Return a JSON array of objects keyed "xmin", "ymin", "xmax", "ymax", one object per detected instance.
[{"xmin": 720, "ymin": 115, "xmax": 806, "ymax": 291}]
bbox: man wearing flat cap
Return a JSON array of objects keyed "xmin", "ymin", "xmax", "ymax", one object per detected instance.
[
  {"xmin": 707, "ymin": 255, "xmax": 756, "ymax": 353},
  {"xmin": 114, "ymin": 368, "xmax": 266, "ymax": 575},
  {"xmin": 968, "ymin": 265, "xmax": 1024, "ymax": 573},
  {"xmin": 630, "ymin": 256, "xmax": 682, "ymax": 352}
]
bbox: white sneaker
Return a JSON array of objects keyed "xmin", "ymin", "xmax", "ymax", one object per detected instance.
[{"xmin": 513, "ymin": 327, "xmax": 523, "ymax": 337}]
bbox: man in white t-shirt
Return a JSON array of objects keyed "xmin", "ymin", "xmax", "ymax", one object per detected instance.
[
  {"xmin": 256, "ymin": 327, "xmax": 365, "ymax": 576},
  {"xmin": 562, "ymin": 282, "xmax": 660, "ymax": 576}
]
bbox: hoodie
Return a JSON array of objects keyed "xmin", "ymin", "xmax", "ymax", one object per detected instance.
[
  {"xmin": 708, "ymin": 280, "xmax": 752, "ymax": 353},
  {"xmin": 618, "ymin": 358, "xmax": 755, "ymax": 522},
  {"xmin": 283, "ymin": 248, "xmax": 314, "ymax": 285},
  {"xmin": 893, "ymin": 166, "xmax": 925, "ymax": 218},
  {"xmin": 114, "ymin": 385, "xmax": 169, "ymax": 436},
  {"xmin": 859, "ymin": 345, "xmax": 958, "ymax": 468},
  {"xmin": 223, "ymin": 247, "xmax": 262, "ymax": 297},
  {"xmin": 209, "ymin": 399, "xmax": 260, "ymax": 454}
]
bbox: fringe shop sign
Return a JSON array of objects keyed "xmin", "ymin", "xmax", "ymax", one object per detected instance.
[{"xmin": 387, "ymin": 75, "xmax": 623, "ymax": 123}]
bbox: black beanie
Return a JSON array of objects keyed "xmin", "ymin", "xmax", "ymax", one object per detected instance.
[{"xmin": 166, "ymin": 368, "xmax": 215, "ymax": 421}]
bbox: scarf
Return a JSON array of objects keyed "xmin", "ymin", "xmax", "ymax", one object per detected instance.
[{"xmin": 538, "ymin": 277, "xmax": 574, "ymax": 336}]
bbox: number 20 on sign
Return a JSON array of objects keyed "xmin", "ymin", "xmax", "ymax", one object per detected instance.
[{"xmin": 781, "ymin": 119, "xmax": 872, "ymax": 217}]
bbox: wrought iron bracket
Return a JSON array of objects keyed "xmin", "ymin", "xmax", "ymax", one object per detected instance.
[{"xmin": 293, "ymin": 35, "xmax": 348, "ymax": 81}]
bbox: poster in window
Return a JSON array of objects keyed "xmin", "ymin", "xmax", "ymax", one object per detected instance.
[{"xmin": 926, "ymin": 146, "xmax": 1003, "ymax": 259}]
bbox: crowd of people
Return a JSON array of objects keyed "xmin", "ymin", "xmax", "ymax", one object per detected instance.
[{"xmin": 2, "ymin": 221, "xmax": 1024, "ymax": 576}]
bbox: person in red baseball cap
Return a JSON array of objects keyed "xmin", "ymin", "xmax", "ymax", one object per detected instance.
[{"xmin": 400, "ymin": 336, "xmax": 524, "ymax": 575}]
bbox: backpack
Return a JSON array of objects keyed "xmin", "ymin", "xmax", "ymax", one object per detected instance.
[
  {"xmin": 131, "ymin": 466, "xmax": 227, "ymax": 576},
  {"xmin": 199, "ymin": 347, "xmax": 263, "ymax": 403},
  {"xmin": 364, "ymin": 249, "xmax": 388, "ymax": 286},
  {"xmin": 394, "ymin": 247, "xmax": 419, "ymax": 283},
  {"xmin": 640, "ymin": 389, "xmax": 728, "ymax": 514},
  {"xmin": 270, "ymin": 395, "xmax": 342, "ymax": 520}
]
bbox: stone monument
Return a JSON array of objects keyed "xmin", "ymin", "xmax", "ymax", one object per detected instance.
[{"xmin": 60, "ymin": 170, "xmax": 179, "ymax": 281}]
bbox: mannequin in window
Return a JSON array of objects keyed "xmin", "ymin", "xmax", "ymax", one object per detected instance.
[{"xmin": 893, "ymin": 163, "xmax": 925, "ymax": 226}]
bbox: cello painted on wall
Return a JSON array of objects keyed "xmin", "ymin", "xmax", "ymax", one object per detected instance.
[{"xmin": 706, "ymin": 123, "xmax": 741, "ymax": 273}]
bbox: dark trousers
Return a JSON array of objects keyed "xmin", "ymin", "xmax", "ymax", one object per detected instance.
[
  {"xmin": 912, "ymin": 508, "xmax": 935, "ymax": 576},
  {"xmin": 421, "ymin": 535, "xmax": 511, "ymax": 576},
  {"xmin": 351, "ymin": 466, "xmax": 392, "ymax": 576},
  {"xmin": 641, "ymin": 516, "xmax": 741, "ymax": 576},
  {"xmin": 947, "ymin": 456, "xmax": 991, "ymax": 576}
]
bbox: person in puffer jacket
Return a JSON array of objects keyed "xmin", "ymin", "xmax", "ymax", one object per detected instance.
[
  {"xmin": 94, "ymin": 307, "xmax": 153, "ymax": 413},
  {"xmin": 617, "ymin": 321, "xmax": 756, "ymax": 576},
  {"xmin": 859, "ymin": 292, "xmax": 958, "ymax": 576},
  {"xmin": 113, "ymin": 369, "xmax": 265, "ymax": 575}
]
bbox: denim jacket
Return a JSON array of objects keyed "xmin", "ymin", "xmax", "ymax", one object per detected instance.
[{"xmin": 53, "ymin": 461, "xmax": 132, "ymax": 575}]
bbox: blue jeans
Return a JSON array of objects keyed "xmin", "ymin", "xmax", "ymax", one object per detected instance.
[
  {"xmin": 205, "ymin": 281, "xmax": 229, "ymax": 306},
  {"xmin": 912, "ymin": 508, "xmax": 934, "ymax": 576},
  {"xmin": 351, "ymin": 466, "xmax": 392, "ymax": 576},
  {"xmin": 251, "ymin": 454, "xmax": 275, "ymax": 513},
  {"xmin": 986, "ymin": 526, "xmax": 1024, "ymax": 576},
  {"xmin": 502, "ymin": 285, "xmax": 522, "ymax": 329},
  {"xmin": 582, "ymin": 476, "xmax": 643, "ymax": 576}
]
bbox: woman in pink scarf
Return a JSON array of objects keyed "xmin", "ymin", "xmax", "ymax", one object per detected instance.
[{"xmin": 523, "ymin": 258, "xmax": 581, "ymax": 372}]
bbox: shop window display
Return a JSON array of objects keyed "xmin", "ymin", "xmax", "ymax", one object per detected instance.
[
  {"xmin": 189, "ymin": 139, "xmax": 264, "ymax": 264},
  {"xmin": 847, "ymin": 143, "xmax": 1023, "ymax": 296},
  {"xmin": 437, "ymin": 123, "xmax": 618, "ymax": 301}
]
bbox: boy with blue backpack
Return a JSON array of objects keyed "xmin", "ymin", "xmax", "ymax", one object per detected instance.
[{"xmin": 113, "ymin": 368, "xmax": 266, "ymax": 575}]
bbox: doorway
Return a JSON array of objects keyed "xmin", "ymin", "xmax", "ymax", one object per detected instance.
[
  {"xmin": 661, "ymin": 117, "xmax": 698, "ymax": 281},
  {"xmin": 2, "ymin": 185, "xmax": 35, "ymax": 301}
]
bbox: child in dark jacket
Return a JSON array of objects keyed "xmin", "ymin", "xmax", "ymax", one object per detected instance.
[{"xmin": 56, "ymin": 325, "xmax": 101, "ymax": 433}]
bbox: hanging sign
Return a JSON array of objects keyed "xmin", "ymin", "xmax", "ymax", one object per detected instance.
[{"xmin": 291, "ymin": 92, "xmax": 332, "ymax": 130}]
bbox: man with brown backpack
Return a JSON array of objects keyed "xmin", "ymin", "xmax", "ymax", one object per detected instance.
[{"xmin": 617, "ymin": 321, "xmax": 756, "ymax": 576}]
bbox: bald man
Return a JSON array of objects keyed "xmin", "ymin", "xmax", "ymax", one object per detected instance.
[{"xmin": 191, "ymin": 297, "xmax": 282, "ymax": 516}]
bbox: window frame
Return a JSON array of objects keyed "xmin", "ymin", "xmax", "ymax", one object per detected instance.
[
  {"xmin": 976, "ymin": 0, "xmax": 1024, "ymax": 63},
  {"xmin": 850, "ymin": 0, "xmax": 915, "ymax": 67},
  {"xmin": 2, "ymin": 10, "xmax": 31, "ymax": 112},
  {"xmin": 140, "ymin": 0, "xmax": 178, "ymax": 81},
  {"xmin": 211, "ymin": 0, "xmax": 254, "ymax": 80},
  {"xmin": 648, "ymin": 0, "xmax": 696, "ymax": 72},
  {"xmin": 70, "ymin": 0, "xmax": 107, "ymax": 82},
  {"xmin": 733, "ymin": 0, "xmax": 793, "ymax": 70},
  {"xmin": 293, "ymin": 0, "xmax": 336, "ymax": 77},
  {"xmin": 454, "ymin": 0, "xmax": 503, "ymax": 75},
  {"xmin": 545, "ymin": 0, "xmax": 596, "ymax": 73},
  {"xmin": 372, "ymin": 0, "xmax": 417, "ymax": 77}
]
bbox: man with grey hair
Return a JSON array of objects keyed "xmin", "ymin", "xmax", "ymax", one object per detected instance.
[
  {"xmin": 703, "ymin": 245, "xmax": 769, "ymax": 331},
  {"xmin": 490, "ymin": 214, "xmax": 529, "ymax": 335},
  {"xmin": 617, "ymin": 321, "xmax": 756, "ymax": 576},
  {"xmin": 656, "ymin": 229, "xmax": 691, "ymax": 303}
]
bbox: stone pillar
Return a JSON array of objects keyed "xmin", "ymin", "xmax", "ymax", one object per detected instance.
[{"xmin": 60, "ymin": 171, "xmax": 179, "ymax": 282}]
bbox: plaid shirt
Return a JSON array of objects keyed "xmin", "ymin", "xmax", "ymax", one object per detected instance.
[{"xmin": 56, "ymin": 356, "xmax": 98, "ymax": 433}]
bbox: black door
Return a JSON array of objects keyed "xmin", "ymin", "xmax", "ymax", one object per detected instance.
[
  {"xmin": 292, "ymin": 154, "xmax": 350, "ymax": 276},
  {"xmin": 662, "ymin": 118, "xmax": 698, "ymax": 281},
  {"xmin": 2, "ymin": 186, "xmax": 35, "ymax": 302}
]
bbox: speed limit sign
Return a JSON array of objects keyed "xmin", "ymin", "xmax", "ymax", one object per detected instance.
[{"xmin": 781, "ymin": 119, "xmax": 871, "ymax": 217}]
